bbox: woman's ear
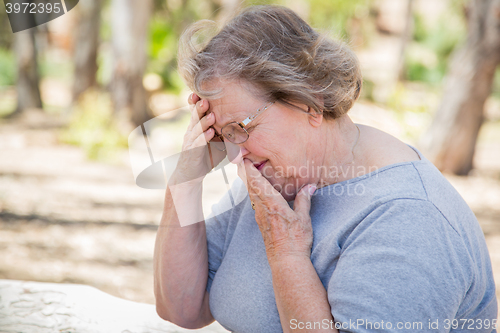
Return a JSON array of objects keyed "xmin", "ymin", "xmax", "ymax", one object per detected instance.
[
  {"xmin": 307, "ymin": 106, "xmax": 323, "ymax": 128},
  {"xmin": 307, "ymin": 93, "xmax": 325, "ymax": 128}
]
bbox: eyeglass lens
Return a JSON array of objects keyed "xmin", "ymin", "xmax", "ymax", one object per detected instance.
[{"xmin": 222, "ymin": 123, "xmax": 248, "ymax": 144}]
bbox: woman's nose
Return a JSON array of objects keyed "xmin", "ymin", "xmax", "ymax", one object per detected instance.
[
  {"xmin": 240, "ymin": 146, "xmax": 250, "ymax": 156},
  {"xmin": 225, "ymin": 142, "xmax": 248, "ymax": 164}
]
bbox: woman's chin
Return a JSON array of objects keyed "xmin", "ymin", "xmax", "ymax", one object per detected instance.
[
  {"xmin": 270, "ymin": 182, "xmax": 298, "ymax": 202},
  {"xmin": 281, "ymin": 192, "xmax": 297, "ymax": 202},
  {"xmin": 261, "ymin": 167, "xmax": 299, "ymax": 201}
]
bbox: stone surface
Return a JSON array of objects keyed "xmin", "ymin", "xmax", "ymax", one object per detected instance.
[{"xmin": 0, "ymin": 279, "xmax": 229, "ymax": 333}]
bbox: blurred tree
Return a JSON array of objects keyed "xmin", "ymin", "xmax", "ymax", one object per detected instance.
[
  {"xmin": 397, "ymin": 0, "xmax": 414, "ymax": 80},
  {"xmin": 0, "ymin": 7, "xmax": 13, "ymax": 48},
  {"xmin": 110, "ymin": 0, "xmax": 153, "ymax": 128},
  {"xmin": 419, "ymin": 0, "xmax": 500, "ymax": 175},
  {"xmin": 403, "ymin": 4, "xmax": 466, "ymax": 85},
  {"xmin": 73, "ymin": 0, "xmax": 103, "ymax": 101},
  {"xmin": 308, "ymin": 0, "xmax": 369, "ymax": 38},
  {"xmin": 214, "ymin": 0, "xmax": 242, "ymax": 22},
  {"xmin": 148, "ymin": 0, "xmax": 216, "ymax": 94},
  {"xmin": 13, "ymin": 28, "xmax": 42, "ymax": 114}
]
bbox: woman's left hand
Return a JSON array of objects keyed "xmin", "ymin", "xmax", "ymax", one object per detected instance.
[{"xmin": 242, "ymin": 158, "xmax": 317, "ymax": 262}]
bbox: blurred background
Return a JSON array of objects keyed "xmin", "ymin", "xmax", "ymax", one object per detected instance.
[{"xmin": 0, "ymin": 0, "xmax": 499, "ymax": 319}]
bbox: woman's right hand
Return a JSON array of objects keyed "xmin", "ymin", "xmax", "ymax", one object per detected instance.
[{"xmin": 169, "ymin": 93, "xmax": 225, "ymax": 186}]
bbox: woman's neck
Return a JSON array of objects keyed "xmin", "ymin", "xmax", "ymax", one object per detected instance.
[{"xmin": 315, "ymin": 115, "xmax": 364, "ymax": 188}]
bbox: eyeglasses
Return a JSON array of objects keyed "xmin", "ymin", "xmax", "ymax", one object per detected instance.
[{"xmin": 209, "ymin": 101, "xmax": 275, "ymax": 152}]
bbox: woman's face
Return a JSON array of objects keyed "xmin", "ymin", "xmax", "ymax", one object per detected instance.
[{"xmin": 207, "ymin": 80, "xmax": 321, "ymax": 201}]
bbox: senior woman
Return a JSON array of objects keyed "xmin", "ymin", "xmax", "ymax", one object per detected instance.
[{"xmin": 153, "ymin": 5, "xmax": 497, "ymax": 333}]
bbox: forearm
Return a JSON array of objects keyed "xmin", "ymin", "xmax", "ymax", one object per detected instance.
[
  {"xmin": 269, "ymin": 256, "xmax": 338, "ymax": 333},
  {"xmin": 153, "ymin": 183, "xmax": 213, "ymax": 327}
]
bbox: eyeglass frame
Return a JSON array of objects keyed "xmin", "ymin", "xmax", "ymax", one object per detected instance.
[{"xmin": 210, "ymin": 101, "xmax": 275, "ymax": 150}]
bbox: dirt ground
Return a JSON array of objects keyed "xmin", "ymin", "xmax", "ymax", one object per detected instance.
[{"xmin": 0, "ymin": 108, "xmax": 499, "ymax": 320}]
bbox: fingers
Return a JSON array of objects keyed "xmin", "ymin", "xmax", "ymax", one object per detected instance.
[
  {"xmin": 195, "ymin": 99, "xmax": 209, "ymax": 122},
  {"xmin": 188, "ymin": 92, "xmax": 200, "ymax": 106},
  {"xmin": 188, "ymin": 93, "xmax": 209, "ymax": 126},
  {"xmin": 183, "ymin": 95, "xmax": 215, "ymax": 151},
  {"xmin": 191, "ymin": 112, "xmax": 215, "ymax": 140},
  {"xmin": 293, "ymin": 184, "xmax": 316, "ymax": 221},
  {"xmin": 187, "ymin": 99, "xmax": 212, "ymax": 132},
  {"xmin": 237, "ymin": 161, "xmax": 248, "ymax": 189},
  {"xmin": 243, "ymin": 159, "xmax": 283, "ymax": 205},
  {"xmin": 192, "ymin": 126, "xmax": 215, "ymax": 148}
]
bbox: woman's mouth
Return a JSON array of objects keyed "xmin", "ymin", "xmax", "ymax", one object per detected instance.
[{"xmin": 255, "ymin": 160, "xmax": 268, "ymax": 170}]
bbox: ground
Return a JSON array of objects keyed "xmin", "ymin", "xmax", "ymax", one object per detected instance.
[{"xmin": 0, "ymin": 106, "xmax": 499, "ymax": 321}]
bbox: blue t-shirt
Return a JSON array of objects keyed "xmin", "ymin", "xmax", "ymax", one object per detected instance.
[{"xmin": 204, "ymin": 147, "xmax": 498, "ymax": 332}]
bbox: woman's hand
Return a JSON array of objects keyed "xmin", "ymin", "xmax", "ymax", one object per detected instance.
[
  {"xmin": 170, "ymin": 93, "xmax": 225, "ymax": 186},
  {"xmin": 243, "ymin": 159, "xmax": 336, "ymax": 333},
  {"xmin": 242, "ymin": 158, "xmax": 317, "ymax": 262}
]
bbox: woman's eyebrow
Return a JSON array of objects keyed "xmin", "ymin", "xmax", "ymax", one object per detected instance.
[
  {"xmin": 210, "ymin": 112, "xmax": 227, "ymax": 134},
  {"xmin": 214, "ymin": 113, "xmax": 236, "ymax": 130},
  {"xmin": 212, "ymin": 107, "xmax": 249, "ymax": 131}
]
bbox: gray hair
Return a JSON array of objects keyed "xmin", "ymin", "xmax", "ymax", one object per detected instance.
[{"xmin": 177, "ymin": 5, "xmax": 362, "ymax": 120}]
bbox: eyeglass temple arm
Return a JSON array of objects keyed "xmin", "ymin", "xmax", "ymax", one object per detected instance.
[{"xmin": 239, "ymin": 102, "xmax": 274, "ymax": 127}]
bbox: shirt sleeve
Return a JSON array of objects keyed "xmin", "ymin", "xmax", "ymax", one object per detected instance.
[
  {"xmin": 327, "ymin": 198, "xmax": 475, "ymax": 333},
  {"xmin": 205, "ymin": 177, "xmax": 247, "ymax": 293}
]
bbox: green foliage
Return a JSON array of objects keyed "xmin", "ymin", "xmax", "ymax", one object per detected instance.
[
  {"xmin": 493, "ymin": 68, "xmax": 500, "ymax": 99},
  {"xmin": 387, "ymin": 83, "xmax": 427, "ymax": 114},
  {"xmin": 39, "ymin": 54, "xmax": 72, "ymax": 82},
  {"xmin": 148, "ymin": 17, "xmax": 183, "ymax": 93},
  {"xmin": 386, "ymin": 83, "xmax": 437, "ymax": 141},
  {"xmin": 145, "ymin": 0, "xmax": 373, "ymax": 93},
  {"xmin": 308, "ymin": 0, "xmax": 370, "ymax": 37},
  {"xmin": 245, "ymin": 0, "xmax": 275, "ymax": 6},
  {"xmin": 146, "ymin": 0, "xmax": 219, "ymax": 94},
  {"xmin": 0, "ymin": 48, "xmax": 15, "ymax": 87},
  {"xmin": 404, "ymin": 11, "xmax": 466, "ymax": 84},
  {"xmin": 0, "ymin": 9, "xmax": 13, "ymax": 48},
  {"xmin": 59, "ymin": 90, "xmax": 128, "ymax": 162},
  {"xmin": 96, "ymin": 46, "xmax": 113, "ymax": 87},
  {"xmin": 412, "ymin": 14, "xmax": 427, "ymax": 43},
  {"xmin": 0, "ymin": 88, "xmax": 16, "ymax": 118},
  {"xmin": 361, "ymin": 78, "xmax": 375, "ymax": 102},
  {"xmin": 253, "ymin": 0, "xmax": 371, "ymax": 38}
]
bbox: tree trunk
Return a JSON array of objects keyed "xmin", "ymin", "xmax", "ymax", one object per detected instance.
[
  {"xmin": 398, "ymin": 0, "xmax": 414, "ymax": 80},
  {"xmin": 110, "ymin": 0, "xmax": 153, "ymax": 130},
  {"xmin": 13, "ymin": 28, "xmax": 42, "ymax": 114},
  {"xmin": 72, "ymin": 0, "xmax": 103, "ymax": 101},
  {"xmin": 419, "ymin": 0, "xmax": 500, "ymax": 175}
]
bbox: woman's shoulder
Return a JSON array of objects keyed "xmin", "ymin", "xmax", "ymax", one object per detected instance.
[{"xmin": 356, "ymin": 124, "xmax": 421, "ymax": 169}]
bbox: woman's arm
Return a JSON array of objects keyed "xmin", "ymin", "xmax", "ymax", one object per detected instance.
[
  {"xmin": 270, "ymin": 256, "xmax": 337, "ymax": 333},
  {"xmin": 242, "ymin": 159, "xmax": 338, "ymax": 333},
  {"xmin": 153, "ymin": 183, "xmax": 214, "ymax": 329},
  {"xmin": 154, "ymin": 94, "xmax": 218, "ymax": 329}
]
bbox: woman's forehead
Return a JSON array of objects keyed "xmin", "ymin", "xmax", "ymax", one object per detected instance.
[
  {"xmin": 203, "ymin": 79, "xmax": 275, "ymax": 132},
  {"xmin": 209, "ymin": 100, "xmax": 246, "ymax": 128},
  {"xmin": 207, "ymin": 83, "xmax": 263, "ymax": 126}
]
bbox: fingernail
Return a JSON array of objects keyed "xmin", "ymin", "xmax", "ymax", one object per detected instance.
[
  {"xmin": 208, "ymin": 112, "xmax": 214, "ymax": 120},
  {"xmin": 308, "ymin": 185, "xmax": 317, "ymax": 196},
  {"xmin": 200, "ymin": 100, "xmax": 205, "ymax": 108}
]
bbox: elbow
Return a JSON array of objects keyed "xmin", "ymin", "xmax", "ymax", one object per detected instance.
[
  {"xmin": 155, "ymin": 301, "xmax": 209, "ymax": 329},
  {"xmin": 155, "ymin": 302, "xmax": 172, "ymax": 322}
]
